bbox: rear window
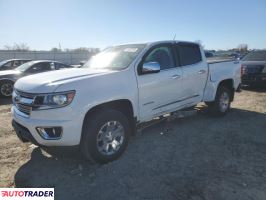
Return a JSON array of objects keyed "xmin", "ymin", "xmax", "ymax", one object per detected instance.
[
  {"xmin": 242, "ymin": 50, "xmax": 266, "ymax": 61},
  {"xmin": 178, "ymin": 44, "xmax": 202, "ymax": 66}
]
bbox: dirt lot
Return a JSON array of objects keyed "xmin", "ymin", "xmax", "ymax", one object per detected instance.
[{"xmin": 0, "ymin": 89, "xmax": 266, "ymax": 200}]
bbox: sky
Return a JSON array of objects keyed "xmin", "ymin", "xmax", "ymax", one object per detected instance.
[{"xmin": 0, "ymin": 0, "xmax": 265, "ymax": 50}]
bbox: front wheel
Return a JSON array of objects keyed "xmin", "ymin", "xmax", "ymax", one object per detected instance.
[
  {"xmin": 207, "ymin": 86, "xmax": 232, "ymax": 117},
  {"xmin": 80, "ymin": 109, "xmax": 131, "ymax": 164},
  {"xmin": 0, "ymin": 81, "xmax": 14, "ymax": 97}
]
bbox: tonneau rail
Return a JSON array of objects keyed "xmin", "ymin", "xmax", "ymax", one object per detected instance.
[{"xmin": 207, "ymin": 57, "xmax": 236, "ymax": 64}]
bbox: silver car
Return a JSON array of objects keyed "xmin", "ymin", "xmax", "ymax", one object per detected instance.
[
  {"xmin": 0, "ymin": 59, "xmax": 31, "ymax": 71},
  {"xmin": 0, "ymin": 60, "xmax": 72, "ymax": 97}
]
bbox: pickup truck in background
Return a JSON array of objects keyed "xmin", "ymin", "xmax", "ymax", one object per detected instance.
[
  {"xmin": 11, "ymin": 41, "xmax": 241, "ymax": 163},
  {"xmin": 240, "ymin": 50, "xmax": 266, "ymax": 87}
]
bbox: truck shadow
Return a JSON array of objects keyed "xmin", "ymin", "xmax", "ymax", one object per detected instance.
[
  {"xmin": 0, "ymin": 97, "xmax": 12, "ymax": 105},
  {"xmin": 241, "ymin": 86, "xmax": 266, "ymax": 93},
  {"xmin": 14, "ymin": 107, "xmax": 266, "ymax": 199}
]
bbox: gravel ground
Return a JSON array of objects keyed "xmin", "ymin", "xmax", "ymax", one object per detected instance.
[{"xmin": 0, "ymin": 88, "xmax": 266, "ymax": 200}]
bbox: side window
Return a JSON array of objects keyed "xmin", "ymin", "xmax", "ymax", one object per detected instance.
[
  {"xmin": 28, "ymin": 62, "xmax": 53, "ymax": 73},
  {"xmin": 3, "ymin": 61, "xmax": 13, "ymax": 68},
  {"xmin": 13, "ymin": 60, "xmax": 21, "ymax": 67},
  {"xmin": 55, "ymin": 63, "xmax": 70, "ymax": 70},
  {"xmin": 144, "ymin": 46, "xmax": 175, "ymax": 70},
  {"xmin": 21, "ymin": 60, "xmax": 29, "ymax": 64},
  {"xmin": 178, "ymin": 44, "xmax": 202, "ymax": 66}
]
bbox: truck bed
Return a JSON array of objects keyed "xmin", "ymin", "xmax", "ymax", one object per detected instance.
[
  {"xmin": 202, "ymin": 58, "xmax": 241, "ymax": 102},
  {"xmin": 207, "ymin": 57, "xmax": 235, "ymax": 64}
]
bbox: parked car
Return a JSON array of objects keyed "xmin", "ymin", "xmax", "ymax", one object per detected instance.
[
  {"xmin": 0, "ymin": 59, "xmax": 31, "ymax": 71},
  {"xmin": 12, "ymin": 41, "xmax": 241, "ymax": 163},
  {"xmin": 0, "ymin": 60, "xmax": 72, "ymax": 97},
  {"xmin": 241, "ymin": 50, "xmax": 266, "ymax": 87},
  {"xmin": 229, "ymin": 52, "xmax": 241, "ymax": 59},
  {"xmin": 204, "ymin": 51, "xmax": 214, "ymax": 58}
]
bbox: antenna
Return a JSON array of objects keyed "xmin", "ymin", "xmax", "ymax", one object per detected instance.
[{"xmin": 173, "ymin": 34, "xmax": 176, "ymax": 41}]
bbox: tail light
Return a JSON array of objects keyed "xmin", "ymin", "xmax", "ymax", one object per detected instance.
[{"xmin": 241, "ymin": 65, "xmax": 245, "ymax": 77}]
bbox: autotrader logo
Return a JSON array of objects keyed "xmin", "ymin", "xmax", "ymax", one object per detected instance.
[{"xmin": 0, "ymin": 188, "xmax": 54, "ymax": 200}]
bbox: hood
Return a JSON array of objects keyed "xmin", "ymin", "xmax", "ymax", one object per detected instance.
[
  {"xmin": 0, "ymin": 70, "xmax": 21, "ymax": 76},
  {"xmin": 241, "ymin": 61, "xmax": 266, "ymax": 65},
  {"xmin": 14, "ymin": 68, "xmax": 115, "ymax": 93}
]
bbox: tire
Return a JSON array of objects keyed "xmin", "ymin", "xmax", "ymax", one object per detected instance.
[
  {"xmin": 0, "ymin": 80, "xmax": 14, "ymax": 97},
  {"xmin": 207, "ymin": 86, "xmax": 232, "ymax": 117},
  {"xmin": 80, "ymin": 109, "xmax": 131, "ymax": 164}
]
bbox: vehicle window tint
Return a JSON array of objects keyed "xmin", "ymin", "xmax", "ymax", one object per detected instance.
[
  {"xmin": 21, "ymin": 60, "xmax": 29, "ymax": 64},
  {"xmin": 144, "ymin": 46, "xmax": 175, "ymax": 70},
  {"xmin": 242, "ymin": 50, "xmax": 266, "ymax": 61},
  {"xmin": 29, "ymin": 62, "xmax": 53, "ymax": 73},
  {"xmin": 178, "ymin": 44, "xmax": 202, "ymax": 66},
  {"xmin": 13, "ymin": 60, "xmax": 21, "ymax": 67},
  {"xmin": 3, "ymin": 61, "xmax": 12, "ymax": 68}
]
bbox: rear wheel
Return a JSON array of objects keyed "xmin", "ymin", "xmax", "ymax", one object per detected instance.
[
  {"xmin": 207, "ymin": 86, "xmax": 232, "ymax": 117},
  {"xmin": 81, "ymin": 109, "xmax": 131, "ymax": 164},
  {"xmin": 0, "ymin": 81, "xmax": 14, "ymax": 97}
]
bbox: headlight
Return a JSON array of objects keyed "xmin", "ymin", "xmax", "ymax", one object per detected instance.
[{"xmin": 33, "ymin": 90, "xmax": 75, "ymax": 110}]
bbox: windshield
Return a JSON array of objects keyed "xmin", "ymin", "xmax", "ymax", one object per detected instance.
[
  {"xmin": 82, "ymin": 44, "xmax": 146, "ymax": 70},
  {"xmin": 15, "ymin": 61, "xmax": 36, "ymax": 72},
  {"xmin": 242, "ymin": 50, "xmax": 266, "ymax": 61},
  {"xmin": 0, "ymin": 60, "xmax": 8, "ymax": 67}
]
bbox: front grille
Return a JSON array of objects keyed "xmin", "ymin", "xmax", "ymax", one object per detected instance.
[
  {"xmin": 13, "ymin": 90, "xmax": 35, "ymax": 116},
  {"xmin": 244, "ymin": 65, "xmax": 264, "ymax": 74},
  {"xmin": 242, "ymin": 75, "xmax": 256, "ymax": 81}
]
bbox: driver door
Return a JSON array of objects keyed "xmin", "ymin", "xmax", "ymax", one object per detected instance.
[{"xmin": 137, "ymin": 43, "xmax": 183, "ymax": 121}]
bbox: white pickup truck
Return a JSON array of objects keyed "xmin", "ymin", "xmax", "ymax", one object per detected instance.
[{"xmin": 12, "ymin": 41, "xmax": 241, "ymax": 163}]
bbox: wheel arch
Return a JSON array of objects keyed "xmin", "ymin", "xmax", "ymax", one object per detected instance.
[
  {"xmin": 0, "ymin": 78, "xmax": 15, "ymax": 83},
  {"xmin": 216, "ymin": 79, "xmax": 235, "ymax": 101},
  {"xmin": 82, "ymin": 99, "xmax": 137, "ymax": 136}
]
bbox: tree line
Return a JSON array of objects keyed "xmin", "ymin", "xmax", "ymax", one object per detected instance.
[{"xmin": 2, "ymin": 43, "xmax": 100, "ymax": 53}]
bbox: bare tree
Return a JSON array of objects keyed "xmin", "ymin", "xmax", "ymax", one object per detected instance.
[
  {"xmin": 4, "ymin": 43, "xmax": 30, "ymax": 51},
  {"xmin": 3, "ymin": 45, "xmax": 13, "ymax": 50},
  {"xmin": 51, "ymin": 47, "xmax": 61, "ymax": 52},
  {"xmin": 237, "ymin": 44, "xmax": 248, "ymax": 52}
]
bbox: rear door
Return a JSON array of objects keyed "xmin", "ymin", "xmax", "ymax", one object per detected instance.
[
  {"xmin": 176, "ymin": 42, "xmax": 208, "ymax": 105},
  {"xmin": 137, "ymin": 43, "xmax": 183, "ymax": 121},
  {"xmin": 13, "ymin": 60, "xmax": 21, "ymax": 69}
]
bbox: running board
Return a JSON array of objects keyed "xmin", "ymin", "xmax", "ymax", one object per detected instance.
[{"xmin": 137, "ymin": 109, "xmax": 198, "ymax": 132}]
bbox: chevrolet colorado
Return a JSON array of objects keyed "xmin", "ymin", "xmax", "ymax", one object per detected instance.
[{"xmin": 12, "ymin": 41, "xmax": 241, "ymax": 163}]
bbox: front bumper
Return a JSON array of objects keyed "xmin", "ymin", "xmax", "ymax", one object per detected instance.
[
  {"xmin": 12, "ymin": 106, "xmax": 84, "ymax": 146},
  {"xmin": 12, "ymin": 120, "xmax": 40, "ymax": 145}
]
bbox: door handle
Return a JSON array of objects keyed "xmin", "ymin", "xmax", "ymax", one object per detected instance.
[
  {"xmin": 198, "ymin": 70, "xmax": 206, "ymax": 74},
  {"xmin": 172, "ymin": 74, "xmax": 181, "ymax": 79}
]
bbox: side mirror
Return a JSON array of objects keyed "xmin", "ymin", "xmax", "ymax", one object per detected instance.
[
  {"xmin": 142, "ymin": 62, "xmax": 160, "ymax": 74},
  {"xmin": 234, "ymin": 57, "xmax": 240, "ymax": 64}
]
